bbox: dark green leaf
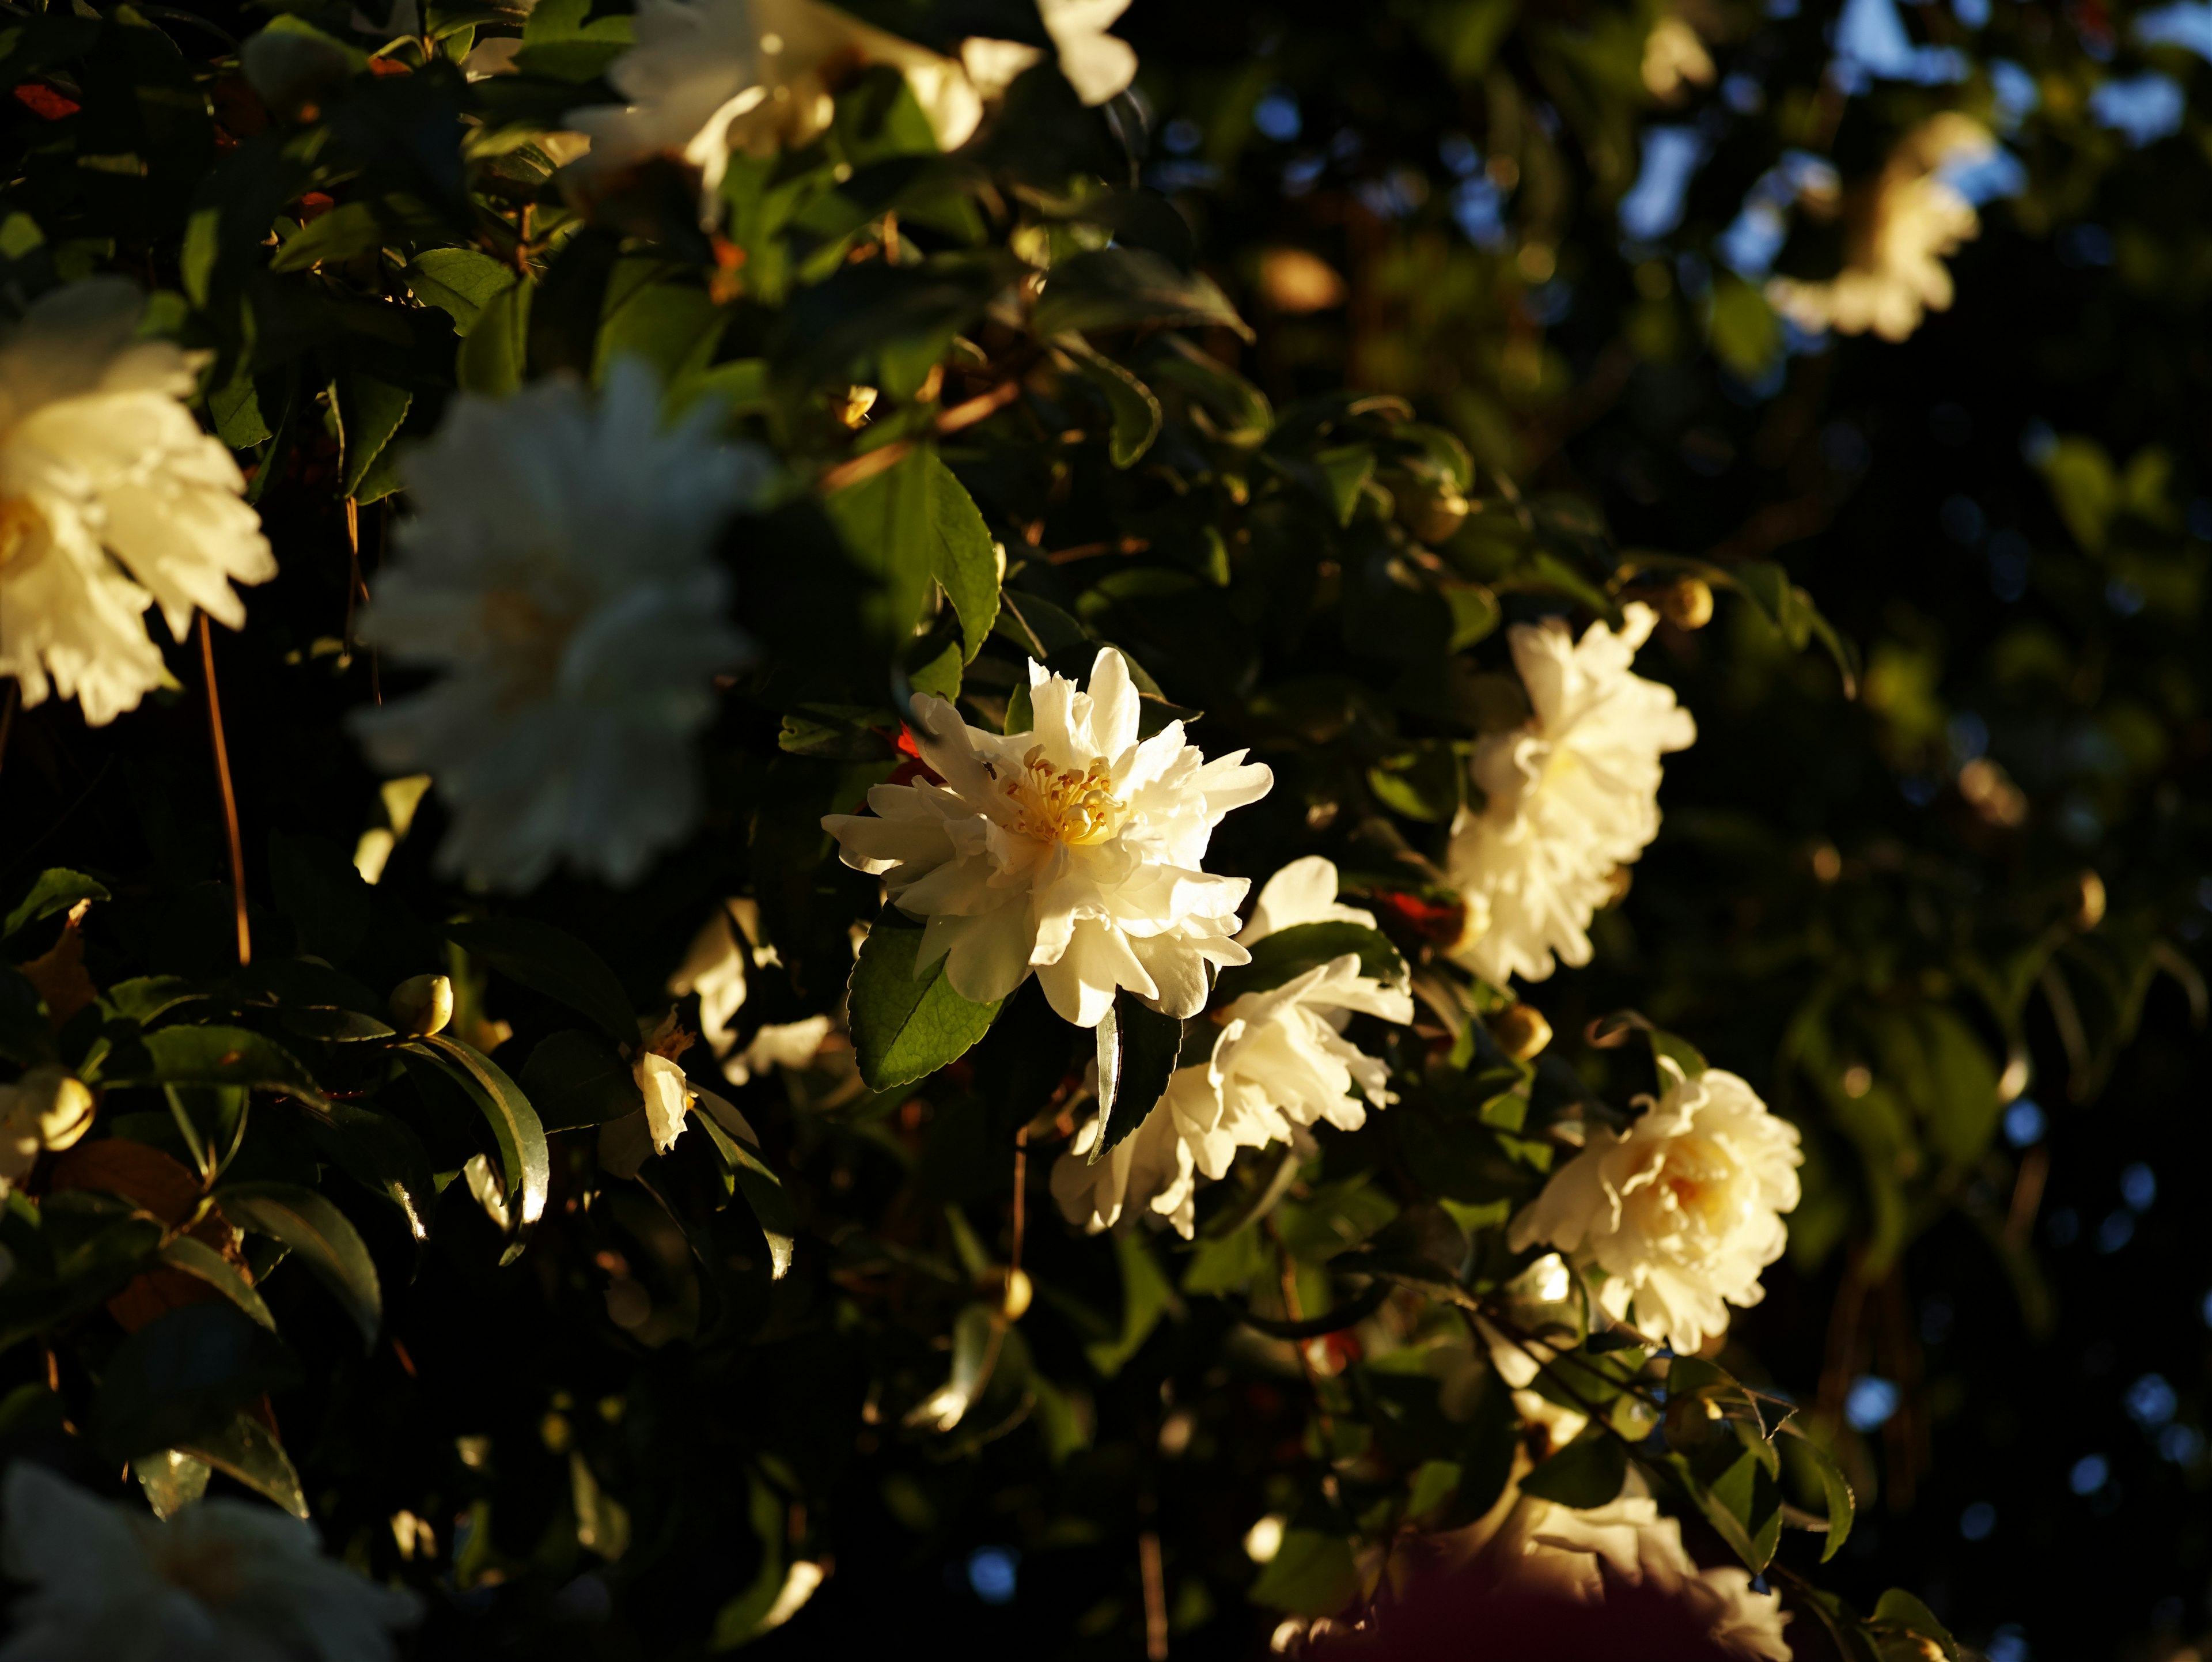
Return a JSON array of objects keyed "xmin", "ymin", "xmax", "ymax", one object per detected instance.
[
  {"xmin": 267, "ymin": 832, "xmax": 372, "ymax": 966},
  {"xmin": 158, "ymin": 1237, "xmax": 276, "ymax": 1331},
  {"xmin": 520, "ymin": 1028, "xmax": 644, "ymax": 1133},
  {"xmin": 927, "ymin": 452, "xmax": 1001, "ymax": 662},
  {"xmin": 1214, "ymin": 921, "xmax": 1408, "ymax": 1004},
  {"xmin": 217, "ymin": 1182, "xmax": 382, "ymax": 1351},
  {"xmin": 1783, "ymin": 1425, "xmax": 1857, "ymax": 1563},
  {"xmin": 88, "ymin": 1303, "xmax": 302, "ymax": 1463},
  {"xmin": 1062, "ymin": 336, "xmax": 1162, "ymax": 467},
  {"xmin": 1518, "ymin": 1428, "xmax": 1628, "ymax": 1508},
  {"xmin": 1248, "ymin": 1527, "xmax": 1359, "ymax": 1616},
  {"xmin": 102, "ymin": 1027, "xmax": 327, "ymax": 1108},
  {"xmin": 1093, "ymin": 989, "xmax": 1181, "ymax": 1156},
  {"xmin": 403, "ymin": 247, "xmax": 517, "ymax": 334},
  {"xmin": 1872, "ymin": 1591, "xmax": 1958, "ymax": 1659},
  {"xmin": 180, "ymin": 1411, "xmax": 308, "ymax": 1518},
  {"xmin": 403, "ymin": 1034, "xmax": 550, "ymax": 1258},
  {"xmin": 847, "ymin": 921, "xmax": 1002, "ymax": 1090},
  {"xmin": 1032, "ymin": 248, "xmax": 1253, "ymax": 342},
  {"xmin": 299, "ymin": 1102, "xmax": 438, "ymax": 1245},
  {"xmin": 446, "ymin": 918, "xmax": 634, "ymax": 1046},
  {"xmin": 456, "ymin": 279, "xmax": 532, "ymax": 397},
  {"xmin": 335, "ymin": 374, "xmax": 412, "ymax": 501},
  {"xmin": 4, "ymin": 869, "xmax": 109, "ymax": 940}
]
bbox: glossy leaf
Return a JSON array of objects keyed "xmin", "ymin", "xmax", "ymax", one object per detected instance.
[
  {"xmin": 217, "ymin": 1182, "xmax": 382, "ymax": 1351},
  {"xmin": 404, "ymin": 1034, "xmax": 551, "ymax": 1258},
  {"xmin": 847, "ymin": 921, "xmax": 1003, "ymax": 1091},
  {"xmin": 1093, "ymin": 990, "xmax": 1181, "ymax": 1157},
  {"xmin": 446, "ymin": 918, "xmax": 634, "ymax": 1046}
]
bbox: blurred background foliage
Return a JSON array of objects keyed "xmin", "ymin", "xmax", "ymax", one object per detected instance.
[{"xmin": 0, "ymin": 0, "xmax": 2207, "ymax": 1658}]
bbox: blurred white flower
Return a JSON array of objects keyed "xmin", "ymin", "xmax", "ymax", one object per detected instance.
[
  {"xmin": 1479, "ymin": 1478, "xmax": 1791, "ymax": 1660},
  {"xmin": 1446, "ymin": 601, "xmax": 1694, "ymax": 985},
  {"xmin": 960, "ymin": 0, "xmax": 1137, "ymax": 107},
  {"xmin": 1767, "ymin": 113, "xmax": 1994, "ymax": 344},
  {"xmin": 565, "ymin": 0, "xmax": 982, "ymax": 210},
  {"xmin": 1507, "ymin": 1061, "xmax": 1802, "ymax": 1354},
  {"xmin": 0, "ymin": 1460, "xmax": 422, "ymax": 1662},
  {"xmin": 351, "ymin": 359, "xmax": 763, "ymax": 892},
  {"xmin": 823, "ymin": 647, "xmax": 1272, "ymax": 1028},
  {"xmin": 1641, "ymin": 16, "xmax": 1715, "ymax": 100},
  {"xmin": 0, "ymin": 1067, "xmax": 94, "ymax": 1196},
  {"xmin": 669, "ymin": 900, "xmax": 754, "ymax": 1078},
  {"xmin": 1051, "ymin": 858, "xmax": 1411, "ymax": 1239},
  {"xmin": 0, "ymin": 278, "xmax": 273, "ymax": 728}
]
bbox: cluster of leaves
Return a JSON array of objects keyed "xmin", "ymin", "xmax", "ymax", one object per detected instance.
[{"xmin": 0, "ymin": 0, "xmax": 2207, "ymax": 1657}]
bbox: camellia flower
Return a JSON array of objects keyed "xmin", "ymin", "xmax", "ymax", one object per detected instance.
[
  {"xmin": 1446, "ymin": 601, "xmax": 1695, "ymax": 986},
  {"xmin": 1507, "ymin": 1061, "xmax": 1802, "ymax": 1354},
  {"xmin": 1766, "ymin": 113, "xmax": 1995, "ymax": 344},
  {"xmin": 0, "ymin": 1067, "xmax": 95, "ymax": 1195},
  {"xmin": 823, "ymin": 647, "xmax": 1272, "ymax": 1028},
  {"xmin": 599, "ymin": 1017, "xmax": 763, "ymax": 1180},
  {"xmin": 960, "ymin": 0, "xmax": 1138, "ymax": 107},
  {"xmin": 1051, "ymin": 858, "xmax": 1412, "ymax": 1238},
  {"xmin": 0, "ymin": 1460, "xmax": 422, "ymax": 1661},
  {"xmin": 350, "ymin": 359, "xmax": 763, "ymax": 892},
  {"xmin": 565, "ymin": 0, "xmax": 983, "ymax": 210},
  {"xmin": 0, "ymin": 278, "xmax": 274, "ymax": 727},
  {"xmin": 1641, "ymin": 15, "xmax": 1715, "ymax": 100}
]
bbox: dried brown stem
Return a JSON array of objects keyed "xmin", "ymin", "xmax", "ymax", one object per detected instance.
[
  {"xmin": 198, "ymin": 614, "xmax": 251, "ymax": 967},
  {"xmin": 1138, "ymin": 1529, "xmax": 1168, "ymax": 1661}
]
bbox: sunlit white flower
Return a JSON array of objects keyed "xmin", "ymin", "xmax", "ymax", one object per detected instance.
[
  {"xmin": 0, "ymin": 279, "xmax": 274, "ymax": 728},
  {"xmin": 960, "ymin": 0, "xmax": 1137, "ymax": 107},
  {"xmin": 1642, "ymin": 16, "xmax": 1715, "ymax": 100},
  {"xmin": 1051, "ymin": 858, "xmax": 1411, "ymax": 1239},
  {"xmin": 1767, "ymin": 113, "xmax": 1994, "ymax": 344},
  {"xmin": 1446, "ymin": 601, "xmax": 1694, "ymax": 985},
  {"xmin": 351, "ymin": 359, "xmax": 763, "ymax": 892},
  {"xmin": 0, "ymin": 1067, "xmax": 94, "ymax": 1196},
  {"xmin": 1508, "ymin": 1061, "xmax": 1802, "ymax": 1354},
  {"xmin": 1479, "ymin": 1478, "xmax": 1791, "ymax": 1660},
  {"xmin": 0, "ymin": 1460, "xmax": 422, "ymax": 1662},
  {"xmin": 823, "ymin": 647, "xmax": 1272, "ymax": 1028},
  {"xmin": 669, "ymin": 900, "xmax": 755, "ymax": 1080},
  {"xmin": 599, "ymin": 1043, "xmax": 761, "ymax": 1180},
  {"xmin": 565, "ymin": 0, "xmax": 982, "ymax": 210}
]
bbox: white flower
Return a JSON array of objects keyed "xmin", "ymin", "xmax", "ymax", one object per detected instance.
[
  {"xmin": 350, "ymin": 359, "xmax": 763, "ymax": 892},
  {"xmin": 1480, "ymin": 1479, "xmax": 1791, "ymax": 1660},
  {"xmin": 598, "ymin": 1047, "xmax": 761, "ymax": 1180},
  {"xmin": 0, "ymin": 1068, "xmax": 94, "ymax": 1195},
  {"xmin": 1507, "ymin": 1062, "xmax": 1802, "ymax": 1354},
  {"xmin": 823, "ymin": 647, "xmax": 1272, "ymax": 1028},
  {"xmin": 1050, "ymin": 858, "xmax": 1411, "ymax": 1239},
  {"xmin": 1446, "ymin": 601, "xmax": 1694, "ymax": 986},
  {"xmin": 1641, "ymin": 16, "xmax": 1714, "ymax": 100},
  {"xmin": 0, "ymin": 279, "xmax": 274, "ymax": 728},
  {"xmin": 960, "ymin": 0, "xmax": 1137, "ymax": 107},
  {"xmin": 669, "ymin": 900, "xmax": 755, "ymax": 1081},
  {"xmin": 0, "ymin": 1460, "xmax": 422, "ymax": 1662},
  {"xmin": 1767, "ymin": 114, "xmax": 1993, "ymax": 344},
  {"xmin": 565, "ymin": 0, "xmax": 983, "ymax": 209}
]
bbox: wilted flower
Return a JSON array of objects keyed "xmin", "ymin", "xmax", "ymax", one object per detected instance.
[
  {"xmin": 1051, "ymin": 858, "xmax": 1411, "ymax": 1238},
  {"xmin": 0, "ymin": 1460, "xmax": 422, "ymax": 1661},
  {"xmin": 565, "ymin": 0, "xmax": 982, "ymax": 209},
  {"xmin": 1508, "ymin": 1062, "xmax": 1802, "ymax": 1354},
  {"xmin": 0, "ymin": 1067, "xmax": 94, "ymax": 1195},
  {"xmin": 960, "ymin": 0, "xmax": 1138, "ymax": 107},
  {"xmin": 350, "ymin": 359, "xmax": 763, "ymax": 892},
  {"xmin": 0, "ymin": 278, "xmax": 274, "ymax": 728},
  {"xmin": 1767, "ymin": 114, "xmax": 1994, "ymax": 344},
  {"xmin": 823, "ymin": 648, "xmax": 1272, "ymax": 1027},
  {"xmin": 1446, "ymin": 601, "xmax": 1695, "ymax": 986}
]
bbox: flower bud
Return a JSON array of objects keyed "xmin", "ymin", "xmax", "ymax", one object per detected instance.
[
  {"xmin": 1660, "ymin": 576, "xmax": 1714, "ymax": 630},
  {"xmin": 1396, "ymin": 476, "xmax": 1471, "ymax": 545},
  {"xmin": 388, "ymin": 973, "xmax": 454, "ymax": 1037},
  {"xmin": 977, "ymin": 1266, "xmax": 1033, "ymax": 1321},
  {"xmin": 2073, "ymin": 869, "xmax": 2106, "ymax": 930},
  {"xmin": 1491, "ymin": 1003, "xmax": 1552, "ymax": 1061},
  {"xmin": 11, "ymin": 1068, "xmax": 94, "ymax": 1152}
]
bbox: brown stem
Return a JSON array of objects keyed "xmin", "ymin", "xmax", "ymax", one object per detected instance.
[
  {"xmin": 1138, "ymin": 1528, "xmax": 1168, "ymax": 1661},
  {"xmin": 1008, "ymin": 1126, "xmax": 1028, "ymax": 1278},
  {"xmin": 2006, "ymin": 1145, "xmax": 2050, "ymax": 1251},
  {"xmin": 198, "ymin": 615, "xmax": 251, "ymax": 967},
  {"xmin": 343, "ymin": 495, "xmax": 363, "ymax": 665},
  {"xmin": 881, "ymin": 211, "xmax": 899, "ymax": 266}
]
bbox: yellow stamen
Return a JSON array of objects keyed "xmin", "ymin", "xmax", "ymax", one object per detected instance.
[
  {"xmin": 0, "ymin": 496, "xmax": 47, "ymax": 572},
  {"xmin": 1003, "ymin": 746, "xmax": 1126, "ymax": 845}
]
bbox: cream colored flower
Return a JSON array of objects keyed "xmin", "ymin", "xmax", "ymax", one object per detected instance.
[
  {"xmin": 0, "ymin": 279, "xmax": 273, "ymax": 728},
  {"xmin": 1050, "ymin": 858, "xmax": 1411, "ymax": 1238},
  {"xmin": 350, "ymin": 359, "xmax": 763, "ymax": 892},
  {"xmin": 598, "ymin": 1047, "xmax": 761, "ymax": 1180},
  {"xmin": 565, "ymin": 0, "xmax": 982, "ymax": 210},
  {"xmin": 1507, "ymin": 1062, "xmax": 1801, "ymax": 1354},
  {"xmin": 1767, "ymin": 114, "xmax": 1993, "ymax": 344},
  {"xmin": 669, "ymin": 900, "xmax": 755, "ymax": 1081},
  {"xmin": 0, "ymin": 1067, "xmax": 94, "ymax": 1195},
  {"xmin": 1478, "ymin": 1478, "xmax": 1791, "ymax": 1660},
  {"xmin": 1642, "ymin": 16, "xmax": 1715, "ymax": 100},
  {"xmin": 1446, "ymin": 601, "xmax": 1694, "ymax": 986},
  {"xmin": 823, "ymin": 648, "xmax": 1272, "ymax": 1028},
  {"xmin": 0, "ymin": 1460, "xmax": 422, "ymax": 1661},
  {"xmin": 960, "ymin": 0, "xmax": 1137, "ymax": 107}
]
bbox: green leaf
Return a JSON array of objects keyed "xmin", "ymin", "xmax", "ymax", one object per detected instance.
[
  {"xmin": 157, "ymin": 1237, "xmax": 276, "ymax": 1331},
  {"xmin": 103, "ymin": 1027, "xmax": 327, "ymax": 1108},
  {"xmin": 335, "ymin": 374, "xmax": 412, "ymax": 501},
  {"xmin": 217, "ymin": 1182, "xmax": 382, "ymax": 1351},
  {"xmin": 1519, "ymin": 1429, "xmax": 1629, "ymax": 1508},
  {"xmin": 1873, "ymin": 1591, "xmax": 1959, "ymax": 1659},
  {"xmin": 270, "ymin": 202, "xmax": 384, "ymax": 274},
  {"xmin": 725, "ymin": 1137, "xmax": 798, "ymax": 1281},
  {"xmin": 1083, "ymin": 1231, "xmax": 1179, "ymax": 1377},
  {"xmin": 1707, "ymin": 274, "xmax": 1781, "ymax": 380},
  {"xmin": 4, "ymin": 869, "xmax": 110, "ymax": 940},
  {"xmin": 180, "ymin": 1411, "xmax": 308, "ymax": 1519},
  {"xmin": 456, "ymin": 279, "xmax": 532, "ymax": 397},
  {"xmin": 1443, "ymin": 1369, "xmax": 1522, "ymax": 1526},
  {"xmin": 1093, "ymin": 990, "xmax": 1182, "ymax": 1156},
  {"xmin": 447, "ymin": 917, "xmax": 634, "ymax": 1046},
  {"xmin": 1248, "ymin": 1527, "xmax": 1360, "ymax": 1616},
  {"xmin": 88, "ymin": 1303, "xmax": 302, "ymax": 1463},
  {"xmin": 513, "ymin": 0, "xmax": 634, "ymax": 79},
  {"xmin": 134, "ymin": 1449, "xmax": 210, "ymax": 1521},
  {"xmin": 710, "ymin": 1477, "xmax": 789, "ymax": 1646},
  {"xmin": 520, "ymin": 1028, "xmax": 645, "ymax": 1132},
  {"xmin": 1032, "ymin": 248, "xmax": 1253, "ymax": 342},
  {"xmin": 847, "ymin": 921, "xmax": 1002, "ymax": 1090},
  {"xmin": 1061, "ymin": 336, "xmax": 1162, "ymax": 467},
  {"xmin": 404, "ymin": 1034, "xmax": 551, "ymax": 1259},
  {"xmin": 927, "ymin": 452, "xmax": 1001, "ymax": 662},
  {"xmin": 1783, "ymin": 1425, "xmax": 1857, "ymax": 1562},
  {"xmin": 267, "ymin": 832, "xmax": 371, "ymax": 965},
  {"xmin": 1214, "ymin": 921, "xmax": 1409, "ymax": 1004},
  {"xmin": 1367, "ymin": 741, "xmax": 1464, "ymax": 823},
  {"xmin": 107, "ymin": 978, "xmax": 202, "ymax": 1025},
  {"xmin": 403, "ymin": 247, "xmax": 518, "ymax": 334},
  {"xmin": 298, "ymin": 1103, "xmax": 438, "ymax": 1245},
  {"xmin": 823, "ymin": 444, "xmax": 945, "ymax": 667}
]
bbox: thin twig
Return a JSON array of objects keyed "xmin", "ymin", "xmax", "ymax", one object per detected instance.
[
  {"xmin": 343, "ymin": 495, "xmax": 363, "ymax": 666},
  {"xmin": 1047, "ymin": 535, "xmax": 1150, "ymax": 566},
  {"xmin": 1138, "ymin": 1528, "xmax": 1168, "ymax": 1661},
  {"xmin": 1009, "ymin": 1126, "xmax": 1028, "ymax": 1278},
  {"xmin": 198, "ymin": 615, "xmax": 251, "ymax": 967}
]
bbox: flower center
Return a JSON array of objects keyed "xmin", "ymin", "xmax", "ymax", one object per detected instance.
[
  {"xmin": 151, "ymin": 1536, "xmax": 244, "ymax": 1607},
  {"xmin": 0, "ymin": 495, "xmax": 47, "ymax": 574},
  {"xmin": 479, "ymin": 583, "xmax": 581, "ymax": 707},
  {"xmin": 1003, "ymin": 746, "xmax": 1126, "ymax": 846}
]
